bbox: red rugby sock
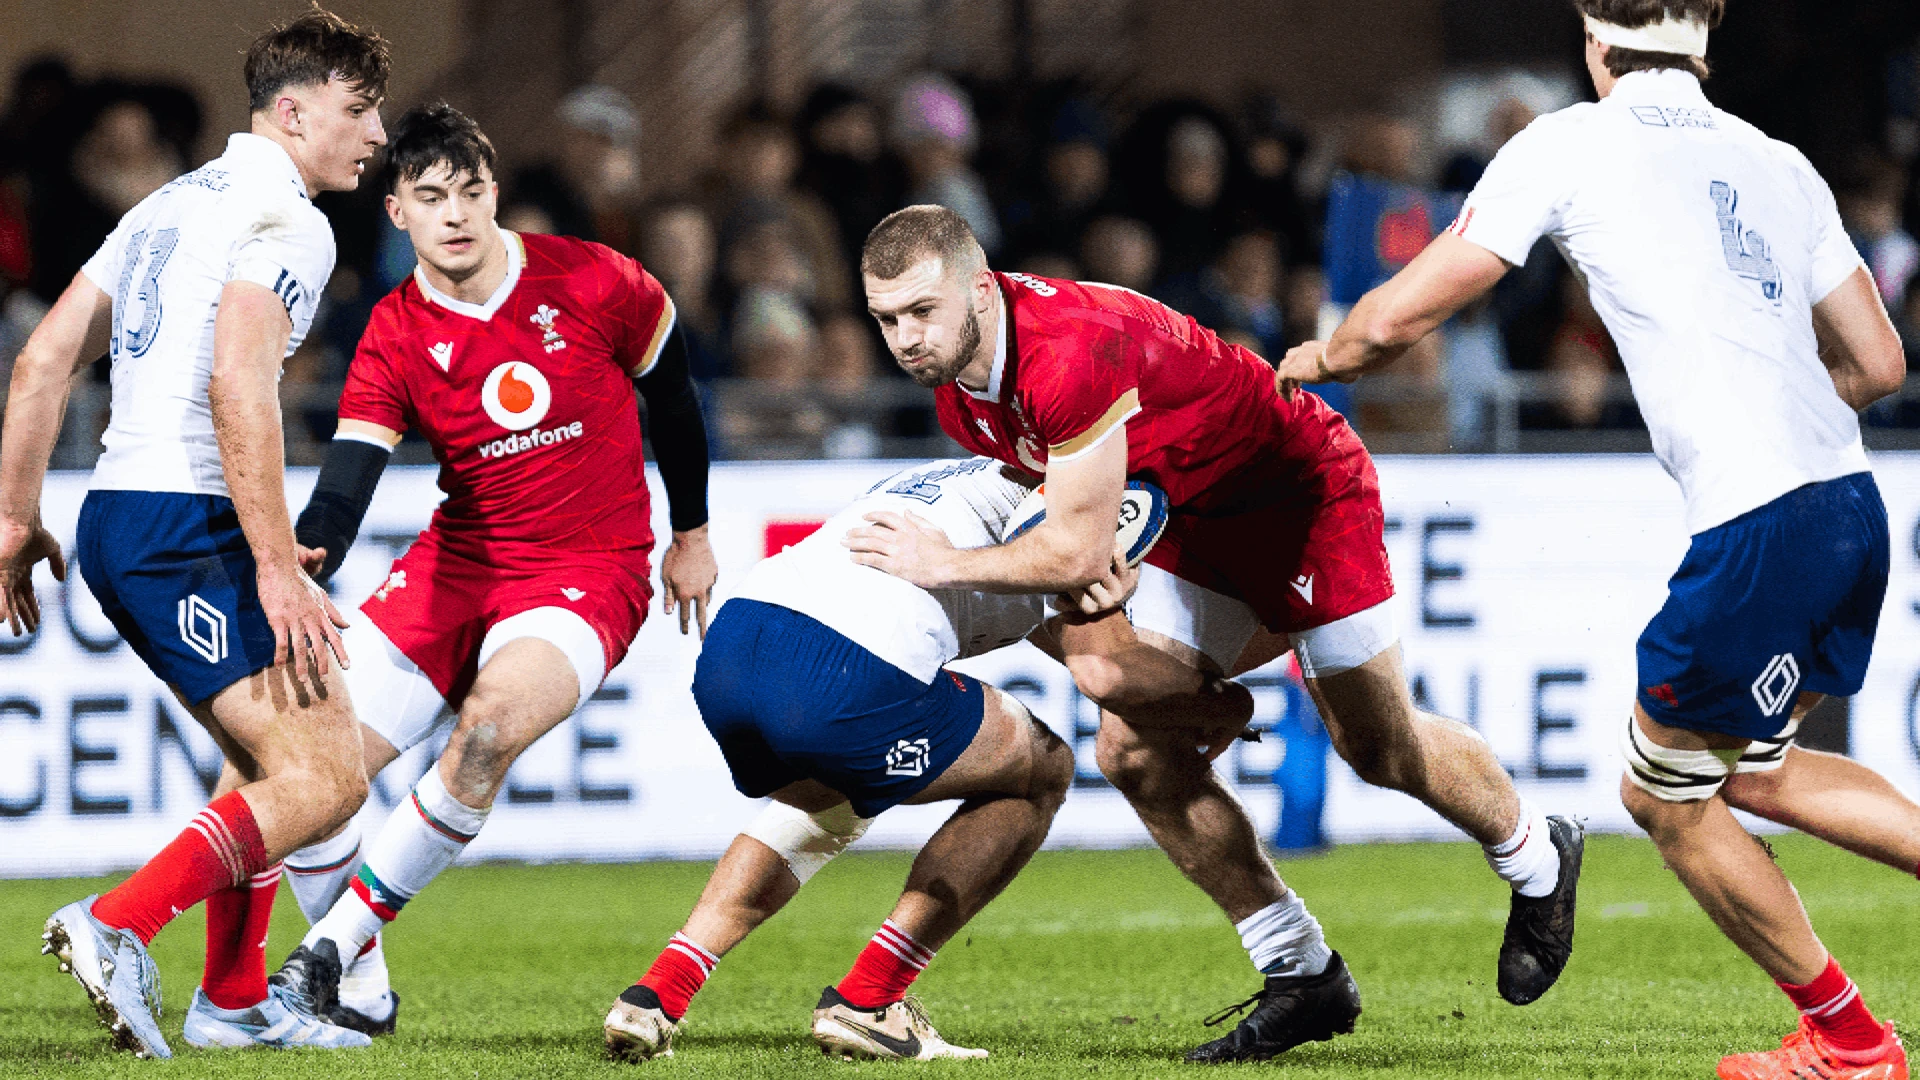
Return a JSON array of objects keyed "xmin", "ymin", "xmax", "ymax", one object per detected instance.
[
  {"xmin": 1778, "ymin": 955, "xmax": 1886, "ymax": 1054},
  {"xmin": 202, "ymin": 864, "xmax": 281, "ymax": 1010},
  {"xmin": 835, "ymin": 920, "xmax": 933, "ymax": 1009},
  {"xmin": 637, "ymin": 933, "xmax": 718, "ymax": 1021},
  {"xmin": 93, "ymin": 791, "xmax": 268, "ymax": 945}
]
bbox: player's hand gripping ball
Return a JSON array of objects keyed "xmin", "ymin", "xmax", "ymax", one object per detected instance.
[{"xmin": 1005, "ymin": 479, "xmax": 1170, "ymax": 568}]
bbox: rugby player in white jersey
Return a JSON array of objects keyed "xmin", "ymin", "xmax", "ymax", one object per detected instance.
[
  {"xmin": 0, "ymin": 11, "xmax": 390, "ymax": 1058},
  {"xmin": 1276, "ymin": 2, "xmax": 1912, "ymax": 1076},
  {"xmin": 600, "ymin": 458, "xmax": 1254, "ymax": 1062}
]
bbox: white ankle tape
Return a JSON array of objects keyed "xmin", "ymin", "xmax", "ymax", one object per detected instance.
[
  {"xmin": 743, "ymin": 801, "xmax": 874, "ymax": 884},
  {"xmin": 1621, "ymin": 714, "xmax": 1743, "ymax": 802}
]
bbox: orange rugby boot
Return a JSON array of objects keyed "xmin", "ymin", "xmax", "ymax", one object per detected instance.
[{"xmin": 1717, "ymin": 1017, "xmax": 1907, "ymax": 1080}]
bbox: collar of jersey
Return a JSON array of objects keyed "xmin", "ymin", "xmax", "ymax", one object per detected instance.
[
  {"xmin": 1607, "ymin": 68, "xmax": 1710, "ymax": 108},
  {"xmin": 221, "ymin": 133, "xmax": 308, "ymax": 202},
  {"xmin": 413, "ymin": 227, "xmax": 524, "ymax": 321},
  {"xmin": 960, "ymin": 281, "xmax": 1010, "ymax": 402}
]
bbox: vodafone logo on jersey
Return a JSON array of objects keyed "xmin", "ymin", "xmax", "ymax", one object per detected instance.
[
  {"xmin": 481, "ymin": 361, "xmax": 552, "ymax": 431},
  {"xmin": 476, "ymin": 360, "xmax": 585, "ymax": 461}
]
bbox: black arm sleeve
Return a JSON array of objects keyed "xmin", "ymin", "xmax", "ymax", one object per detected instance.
[
  {"xmin": 293, "ymin": 437, "xmax": 392, "ymax": 585},
  {"xmin": 635, "ymin": 322, "xmax": 711, "ymax": 533}
]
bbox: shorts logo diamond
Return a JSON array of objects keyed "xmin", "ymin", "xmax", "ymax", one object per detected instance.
[
  {"xmin": 885, "ymin": 738, "xmax": 932, "ymax": 778},
  {"xmin": 1750, "ymin": 652, "xmax": 1800, "ymax": 718},
  {"xmin": 176, "ymin": 593, "xmax": 228, "ymax": 664}
]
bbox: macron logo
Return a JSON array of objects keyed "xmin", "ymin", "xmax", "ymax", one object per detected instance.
[
  {"xmin": 1290, "ymin": 574, "xmax": 1314, "ymax": 605},
  {"xmin": 561, "ymin": 587, "xmax": 585, "ymax": 601},
  {"xmin": 429, "ymin": 341, "xmax": 453, "ymax": 370}
]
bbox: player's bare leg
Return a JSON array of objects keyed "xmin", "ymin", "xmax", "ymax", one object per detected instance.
[
  {"xmin": 1303, "ymin": 644, "xmax": 1515, "ymax": 843},
  {"xmin": 46, "ymin": 661, "xmax": 369, "ymax": 1057},
  {"xmin": 288, "ymin": 637, "xmax": 579, "ymax": 1022},
  {"xmin": 1625, "ymin": 707, "xmax": 1908, "ymax": 1078},
  {"xmin": 1302, "ymin": 643, "xmax": 1582, "ymax": 1005},
  {"xmin": 608, "ymin": 688, "xmax": 1071, "ymax": 1062},
  {"xmin": 813, "ymin": 689, "xmax": 1071, "ymax": 1061},
  {"xmin": 1721, "ymin": 696, "xmax": 1920, "ymax": 873}
]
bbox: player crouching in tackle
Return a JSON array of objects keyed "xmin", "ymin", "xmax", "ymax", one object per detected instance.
[
  {"xmin": 1280, "ymin": 2, "xmax": 1914, "ymax": 1077},
  {"xmin": 240, "ymin": 103, "xmax": 717, "ymax": 1032},
  {"xmin": 3, "ymin": 11, "xmax": 391, "ymax": 1057},
  {"xmin": 602, "ymin": 458, "xmax": 1252, "ymax": 1062}
]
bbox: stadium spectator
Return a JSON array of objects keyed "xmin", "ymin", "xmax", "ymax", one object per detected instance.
[
  {"xmin": 794, "ymin": 84, "xmax": 905, "ymax": 293},
  {"xmin": 1837, "ymin": 153, "xmax": 1918, "ymax": 314},
  {"xmin": 1005, "ymin": 97, "xmax": 1116, "ymax": 269},
  {"xmin": 892, "ymin": 73, "xmax": 1001, "ymax": 256},
  {"xmin": 506, "ymin": 84, "xmax": 641, "ymax": 251},
  {"xmin": 30, "ymin": 84, "xmax": 192, "ymax": 307},
  {"xmin": 1238, "ymin": 92, "xmax": 1317, "ymax": 273},
  {"xmin": 640, "ymin": 202, "xmax": 725, "ymax": 381},
  {"xmin": 1078, "ymin": 214, "xmax": 1157, "ymax": 294},
  {"xmin": 1157, "ymin": 229, "xmax": 1286, "ymax": 359},
  {"xmin": 1149, "ymin": 112, "xmax": 1239, "ymax": 280}
]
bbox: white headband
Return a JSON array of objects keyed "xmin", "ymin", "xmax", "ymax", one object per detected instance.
[{"xmin": 1583, "ymin": 14, "xmax": 1709, "ymax": 57}]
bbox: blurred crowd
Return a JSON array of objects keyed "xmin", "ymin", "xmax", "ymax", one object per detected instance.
[{"xmin": 5, "ymin": 48, "xmax": 1920, "ymax": 460}]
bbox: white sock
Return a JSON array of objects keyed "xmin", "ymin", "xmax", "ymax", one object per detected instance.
[
  {"xmin": 305, "ymin": 763, "xmax": 489, "ymax": 957},
  {"xmin": 1237, "ymin": 891, "xmax": 1332, "ymax": 977},
  {"xmin": 285, "ymin": 822, "xmax": 363, "ymax": 924},
  {"xmin": 337, "ymin": 935, "xmax": 394, "ymax": 1017},
  {"xmin": 1484, "ymin": 800, "xmax": 1559, "ymax": 898}
]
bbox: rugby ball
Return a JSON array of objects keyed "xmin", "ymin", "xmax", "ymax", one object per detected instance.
[{"xmin": 1005, "ymin": 479, "xmax": 1170, "ymax": 568}]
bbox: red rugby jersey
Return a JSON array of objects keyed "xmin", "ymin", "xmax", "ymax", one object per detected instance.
[
  {"xmin": 339, "ymin": 230, "xmax": 674, "ymax": 568},
  {"xmin": 936, "ymin": 272, "xmax": 1339, "ymax": 513}
]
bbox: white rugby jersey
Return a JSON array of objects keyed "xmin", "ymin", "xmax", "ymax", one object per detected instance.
[
  {"xmin": 1453, "ymin": 69, "xmax": 1869, "ymax": 533},
  {"xmin": 79, "ymin": 133, "xmax": 334, "ymax": 496},
  {"xmin": 732, "ymin": 458, "xmax": 1045, "ymax": 683}
]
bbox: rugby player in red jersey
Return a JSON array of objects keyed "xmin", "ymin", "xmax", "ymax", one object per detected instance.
[
  {"xmin": 845, "ymin": 206, "xmax": 1583, "ymax": 1062},
  {"xmin": 255, "ymin": 104, "xmax": 716, "ymax": 1032}
]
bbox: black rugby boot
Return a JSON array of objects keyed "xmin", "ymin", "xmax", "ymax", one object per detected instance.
[
  {"xmin": 268, "ymin": 939, "xmax": 344, "ymax": 1023},
  {"xmin": 328, "ymin": 989, "xmax": 400, "ymax": 1036},
  {"xmin": 1498, "ymin": 814, "xmax": 1586, "ymax": 1005},
  {"xmin": 1184, "ymin": 950, "xmax": 1362, "ymax": 1063}
]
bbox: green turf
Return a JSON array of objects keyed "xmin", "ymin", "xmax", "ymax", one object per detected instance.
[{"xmin": 3, "ymin": 833, "xmax": 1916, "ymax": 1077}]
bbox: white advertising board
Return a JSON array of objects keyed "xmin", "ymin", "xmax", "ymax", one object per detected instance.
[{"xmin": 2, "ymin": 455, "xmax": 1917, "ymax": 877}]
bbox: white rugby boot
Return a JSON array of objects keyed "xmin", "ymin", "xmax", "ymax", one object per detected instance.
[
  {"xmin": 604, "ymin": 984, "xmax": 678, "ymax": 1062},
  {"xmin": 811, "ymin": 987, "xmax": 988, "ymax": 1061},
  {"xmin": 182, "ymin": 986, "xmax": 373, "ymax": 1049},
  {"xmin": 41, "ymin": 896, "xmax": 172, "ymax": 1059}
]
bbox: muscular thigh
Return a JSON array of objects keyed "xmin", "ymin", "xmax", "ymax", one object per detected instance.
[
  {"xmin": 906, "ymin": 684, "xmax": 1052, "ymax": 804},
  {"xmin": 199, "ymin": 662, "xmax": 361, "ymax": 776},
  {"xmin": 452, "ymin": 636, "xmax": 582, "ymax": 752}
]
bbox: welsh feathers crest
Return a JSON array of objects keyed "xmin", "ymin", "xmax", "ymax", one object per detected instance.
[{"xmin": 531, "ymin": 304, "xmax": 567, "ymax": 353}]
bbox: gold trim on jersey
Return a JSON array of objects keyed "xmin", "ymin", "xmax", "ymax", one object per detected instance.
[{"xmin": 1048, "ymin": 388, "xmax": 1140, "ymax": 460}]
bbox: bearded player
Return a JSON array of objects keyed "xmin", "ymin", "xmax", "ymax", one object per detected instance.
[
  {"xmin": 846, "ymin": 206, "xmax": 1583, "ymax": 1062},
  {"xmin": 252, "ymin": 103, "xmax": 716, "ymax": 1031}
]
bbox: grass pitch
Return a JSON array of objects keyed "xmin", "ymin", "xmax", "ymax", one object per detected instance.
[{"xmin": 3, "ymin": 834, "xmax": 1917, "ymax": 1078}]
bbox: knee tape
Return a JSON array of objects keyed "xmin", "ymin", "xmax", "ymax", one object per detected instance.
[
  {"xmin": 742, "ymin": 801, "xmax": 874, "ymax": 884},
  {"xmin": 1620, "ymin": 714, "xmax": 1744, "ymax": 802}
]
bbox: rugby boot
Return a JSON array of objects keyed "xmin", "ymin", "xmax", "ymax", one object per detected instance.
[
  {"xmin": 605, "ymin": 984, "xmax": 678, "ymax": 1062},
  {"xmin": 811, "ymin": 986, "xmax": 988, "ymax": 1060},
  {"xmin": 268, "ymin": 940, "xmax": 346, "ymax": 1028},
  {"xmin": 182, "ymin": 986, "xmax": 372, "ymax": 1049},
  {"xmin": 328, "ymin": 989, "xmax": 399, "ymax": 1037},
  {"xmin": 1185, "ymin": 950, "xmax": 1362, "ymax": 1063},
  {"xmin": 1718, "ymin": 1017, "xmax": 1908, "ymax": 1080},
  {"xmin": 1498, "ymin": 814, "xmax": 1586, "ymax": 1005},
  {"xmin": 41, "ymin": 896, "xmax": 172, "ymax": 1059}
]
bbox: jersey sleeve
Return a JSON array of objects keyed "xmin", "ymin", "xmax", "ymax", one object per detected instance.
[
  {"xmin": 1792, "ymin": 149, "xmax": 1866, "ymax": 304},
  {"xmin": 78, "ymin": 217, "xmax": 131, "ymax": 293},
  {"xmin": 603, "ymin": 250, "xmax": 676, "ymax": 377},
  {"xmin": 335, "ymin": 311, "xmax": 410, "ymax": 435},
  {"xmin": 226, "ymin": 198, "xmax": 335, "ymax": 317},
  {"xmin": 1024, "ymin": 326, "xmax": 1142, "ymax": 463},
  {"xmin": 1449, "ymin": 118, "xmax": 1576, "ymax": 267}
]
